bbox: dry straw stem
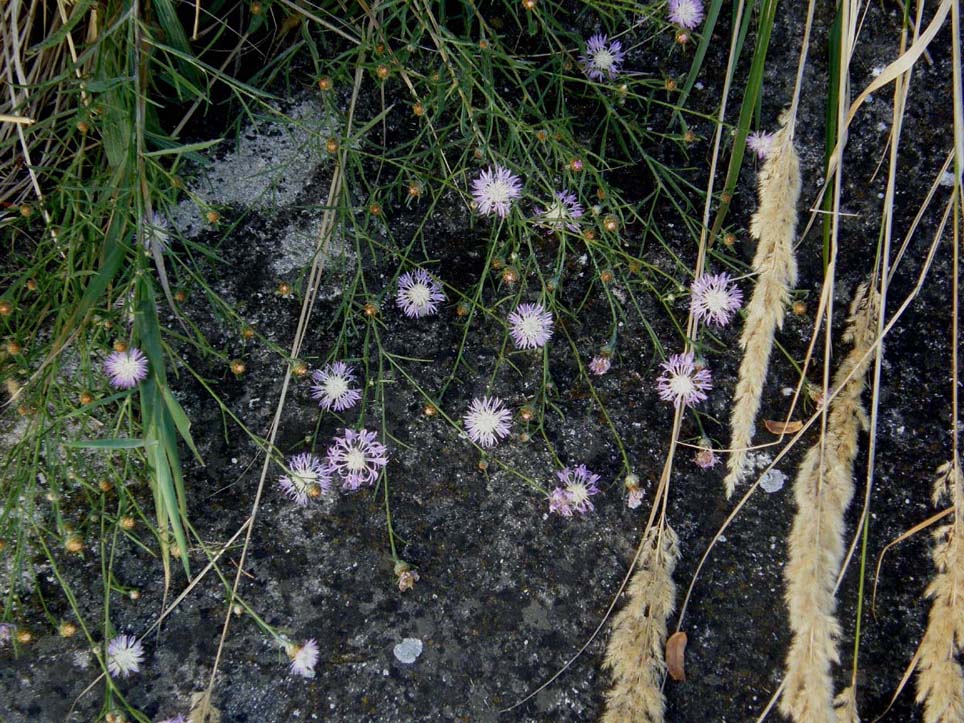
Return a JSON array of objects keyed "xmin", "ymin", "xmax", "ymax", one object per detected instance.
[
  {"xmin": 915, "ymin": 460, "xmax": 964, "ymax": 723},
  {"xmin": 723, "ymin": 118, "xmax": 801, "ymax": 499},
  {"xmin": 602, "ymin": 525, "xmax": 680, "ymax": 723},
  {"xmin": 834, "ymin": 685, "xmax": 861, "ymax": 723},
  {"xmin": 780, "ymin": 283, "xmax": 880, "ymax": 723}
]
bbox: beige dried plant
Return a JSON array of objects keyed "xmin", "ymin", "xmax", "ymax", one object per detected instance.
[
  {"xmin": 602, "ymin": 525, "xmax": 680, "ymax": 723},
  {"xmin": 915, "ymin": 459, "xmax": 964, "ymax": 723},
  {"xmin": 723, "ymin": 118, "xmax": 802, "ymax": 498},
  {"xmin": 780, "ymin": 283, "xmax": 879, "ymax": 723}
]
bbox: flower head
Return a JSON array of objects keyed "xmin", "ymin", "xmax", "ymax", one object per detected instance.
[
  {"xmin": 396, "ymin": 269, "xmax": 446, "ymax": 318},
  {"xmin": 656, "ymin": 352, "xmax": 712, "ymax": 408},
  {"xmin": 668, "ymin": 0, "xmax": 704, "ymax": 29},
  {"xmin": 690, "ymin": 272, "xmax": 743, "ymax": 327},
  {"xmin": 278, "ymin": 452, "xmax": 332, "ymax": 506},
  {"xmin": 508, "ymin": 303, "xmax": 554, "ymax": 349},
  {"xmin": 537, "ymin": 190, "xmax": 584, "ymax": 232},
  {"xmin": 107, "ymin": 634, "xmax": 144, "ymax": 678},
  {"xmin": 327, "ymin": 428, "xmax": 389, "ymax": 490},
  {"xmin": 580, "ymin": 34, "xmax": 625, "ymax": 81},
  {"xmin": 286, "ymin": 639, "xmax": 319, "ymax": 679},
  {"xmin": 141, "ymin": 211, "xmax": 169, "ymax": 254},
  {"xmin": 694, "ymin": 439, "xmax": 720, "ymax": 469},
  {"xmin": 746, "ymin": 130, "xmax": 775, "ymax": 160},
  {"xmin": 555, "ymin": 464, "xmax": 601, "ymax": 514},
  {"xmin": 104, "ymin": 348, "xmax": 149, "ymax": 389},
  {"xmin": 589, "ymin": 355, "xmax": 611, "ymax": 375},
  {"xmin": 627, "ymin": 487, "xmax": 644, "ymax": 509},
  {"xmin": 463, "ymin": 396, "xmax": 512, "ymax": 448},
  {"xmin": 471, "ymin": 166, "xmax": 523, "ymax": 218},
  {"xmin": 0, "ymin": 623, "xmax": 14, "ymax": 646},
  {"xmin": 548, "ymin": 487, "xmax": 574, "ymax": 517},
  {"xmin": 310, "ymin": 362, "xmax": 361, "ymax": 412}
]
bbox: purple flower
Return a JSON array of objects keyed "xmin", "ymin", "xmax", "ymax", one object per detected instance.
[
  {"xmin": 396, "ymin": 269, "xmax": 446, "ymax": 318},
  {"xmin": 463, "ymin": 397, "xmax": 512, "ymax": 448},
  {"xmin": 327, "ymin": 428, "xmax": 389, "ymax": 490},
  {"xmin": 580, "ymin": 34, "xmax": 625, "ymax": 81},
  {"xmin": 104, "ymin": 348, "xmax": 149, "ymax": 389},
  {"xmin": 556, "ymin": 464, "xmax": 601, "ymax": 514},
  {"xmin": 589, "ymin": 355, "xmax": 611, "ymax": 375},
  {"xmin": 0, "ymin": 623, "xmax": 14, "ymax": 646},
  {"xmin": 508, "ymin": 303, "xmax": 554, "ymax": 349},
  {"xmin": 107, "ymin": 634, "xmax": 144, "ymax": 678},
  {"xmin": 141, "ymin": 211, "xmax": 169, "ymax": 254},
  {"xmin": 548, "ymin": 487, "xmax": 574, "ymax": 517},
  {"xmin": 668, "ymin": 0, "xmax": 704, "ymax": 29},
  {"xmin": 286, "ymin": 639, "xmax": 319, "ymax": 679},
  {"xmin": 278, "ymin": 452, "xmax": 332, "ymax": 506},
  {"xmin": 536, "ymin": 190, "xmax": 584, "ymax": 232},
  {"xmin": 656, "ymin": 352, "xmax": 712, "ymax": 408},
  {"xmin": 626, "ymin": 487, "xmax": 643, "ymax": 509},
  {"xmin": 690, "ymin": 272, "xmax": 743, "ymax": 327},
  {"xmin": 747, "ymin": 130, "xmax": 775, "ymax": 160},
  {"xmin": 471, "ymin": 165, "xmax": 523, "ymax": 218},
  {"xmin": 310, "ymin": 362, "xmax": 361, "ymax": 412},
  {"xmin": 694, "ymin": 438, "xmax": 720, "ymax": 469}
]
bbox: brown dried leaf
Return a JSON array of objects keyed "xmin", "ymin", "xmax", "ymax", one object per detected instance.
[
  {"xmin": 666, "ymin": 631, "xmax": 687, "ymax": 682},
  {"xmin": 764, "ymin": 419, "xmax": 803, "ymax": 435}
]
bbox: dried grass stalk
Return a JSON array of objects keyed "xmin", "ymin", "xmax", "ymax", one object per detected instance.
[
  {"xmin": 602, "ymin": 525, "xmax": 680, "ymax": 723},
  {"xmin": 780, "ymin": 283, "xmax": 879, "ymax": 723},
  {"xmin": 723, "ymin": 118, "xmax": 801, "ymax": 498},
  {"xmin": 834, "ymin": 685, "xmax": 861, "ymax": 722},
  {"xmin": 915, "ymin": 460, "xmax": 964, "ymax": 723}
]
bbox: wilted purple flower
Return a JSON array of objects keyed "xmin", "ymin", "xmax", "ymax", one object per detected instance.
[
  {"xmin": 656, "ymin": 352, "xmax": 712, "ymax": 408},
  {"xmin": 548, "ymin": 487, "xmax": 574, "ymax": 517},
  {"xmin": 580, "ymin": 34, "xmax": 625, "ymax": 81},
  {"xmin": 327, "ymin": 428, "xmax": 389, "ymax": 490},
  {"xmin": 589, "ymin": 355, "xmax": 611, "ymax": 375},
  {"xmin": 747, "ymin": 130, "xmax": 775, "ymax": 160},
  {"xmin": 107, "ymin": 634, "xmax": 144, "ymax": 678},
  {"xmin": 627, "ymin": 487, "xmax": 644, "ymax": 509},
  {"xmin": 286, "ymin": 639, "xmax": 319, "ymax": 679},
  {"xmin": 104, "ymin": 348, "xmax": 149, "ymax": 389},
  {"xmin": 310, "ymin": 362, "xmax": 361, "ymax": 412},
  {"xmin": 463, "ymin": 397, "xmax": 512, "ymax": 448},
  {"xmin": 694, "ymin": 438, "xmax": 720, "ymax": 469},
  {"xmin": 690, "ymin": 272, "xmax": 743, "ymax": 327},
  {"xmin": 556, "ymin": 464, "xmax": 601, "ymax": 514},
  {"xmin": 278, "ymin": 452, "xmax": 332, "ymax": 506},
  {"xmin": 668, "ymin": 0, "xmax": 704, "ymax": 29},
  {"xmin": 536, "ymin": 190, "xmax": 584, "ymax": 232},
  {"xmin": 471, "ymin": 165, "xmax": 523, "ymax": 218},
  {"xmin": 508, "ymin": 303, "xmax": 554, "ymax": 349},
  {"xmin": 396, "ymin": 269, "xmax": 446, "ymax": 318}
]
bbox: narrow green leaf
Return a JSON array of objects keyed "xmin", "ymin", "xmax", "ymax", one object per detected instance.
[{"xmin": 64, "ymin": 438, "xmax": 150, "ymax": 450}]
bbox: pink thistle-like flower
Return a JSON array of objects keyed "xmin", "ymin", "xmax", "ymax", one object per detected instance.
[
  {"xmin": 548, "ymin": 487, "xmax": 574, "ymax": 517},
  {"xmin": 694, "ymin": 439, "xmax": 720, "ymax": 469},
  {"xmin": 508, "ymin": 303, "xmax": 554, "ymax": 349},
  {"xmin": 747, "ymin": 130, "xmax": 775, "ymax": 160},
  {"xmin": 104, "ymin": 348, "xmax": 149, "ymax": 389},
  {"xmin": 471, "ymin": 165, "xmax": 523, "ymax": 218},
  {"xmin": 656, "ymin": 352, "xmax": 712, "ymax": 408},
  {"xmin": 286, "ymin": 639, "xmax": 319, "ymax": 679},
  {"xmin": 278, "ymin": 452, "xmax": 332, "ymax": 506},
  {"xmin": 580, "ymin": 34, "xmax": 625, "ymax": 81},
  {"xmin": 627, "ymin": 487, "xmax": 644, "ymax": 509},
  {"xmin": 690, "ymin": 272, "xmax": 743, "ymax": 327},
  {"xmin": 668, "ymin": 0, "xmax": 704, "ymax": 29},
  {"xmin": 463, "ymin": 396, "xmax": 512, "ymax": 448},
  {"xmin": 589, "ymin": 355, "xmax": 611, "ymax": 375},
  {"xmin": 327, "ymin": 428, "xmax": 389, "ymax": 490},
  {"xmin": 310, "ymin": 362, "xmax": 361, "ymax": 412},
  {"xmin": 555, "ymin": 464, "xmax": 601, "ymax": 514},
  {"xmin": 536, "ymin": 190, "xmax": 584, "ymax": 232},
  {"xmin": 396, "ymin": 269, "xmax": 446, "ymax": 318},
  {"xmin": 107, "ymin": 634, "xmax": 144, "ymax": 678}
]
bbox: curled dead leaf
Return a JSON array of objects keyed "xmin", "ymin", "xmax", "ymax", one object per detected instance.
[
  {"xmin": 764, "ymin": 419, "xmax": 803, "ymax": 435},
  {"xmin": 666, "ymin": 630, "xmax": 687, "ymax": 682}
]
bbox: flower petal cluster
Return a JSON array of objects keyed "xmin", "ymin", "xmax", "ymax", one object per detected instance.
[
  {"xmin": 310, "ymin": 362, "xmax": 361, "ymax": 412},
  {"xmin": 327, "ymin": 428, "xmax": 389, "ymax": 490},
  {"xmin": 690, "ymin": 272, "xmax": 743, "ymax": 327},
  {"xmin": 536, "ymin": 190, "xmax": 584, "ymax": 232},
  {"xmin": 463, "ymin": 397, "xmax": 512, "ymax": 448},
  {"xmin": 508, "ymin": 303, "xmax": 554, "ymax": 349},
  {"xmin": 278, "ymin": 452, "xmax": 333, "ymax": 506},
  {"xmin": 668, "ymin": 0, "xmax": 704, "ymax": 29},
  {"xmin": 580, "ymin": 34, "xmax": 625, "ymax": 81},
  {"xmin": 548, "ymin": 464, "xmax": 601, "ymax": 516},
  {"xmin": 107, "ymin": 634, "xmax": 144, "ymax": 678},
  {"xmin": 747, "ymin": 130, "xmax": 775, "ymax": 160},
  {"xmin": 287, "ymin": 639, "xmax": 319, "ymax": 679},
  {"xmin": 396, "ymin": 269, "xmax": 446, "ymax": 318},
  {"xmin": 104, "ymin": 348, "xmax": 149, "ymax": 389},
  {"xmin": 656, "ymin": 351, "xmax": 712, "ymax": 408},
  {"xmin": 471, "ymin": 166, "xmax": 523, "ymax": 218},
  {"xmin": 589, "ymin": 355, "xmax": 611, "ymax": 375}
]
